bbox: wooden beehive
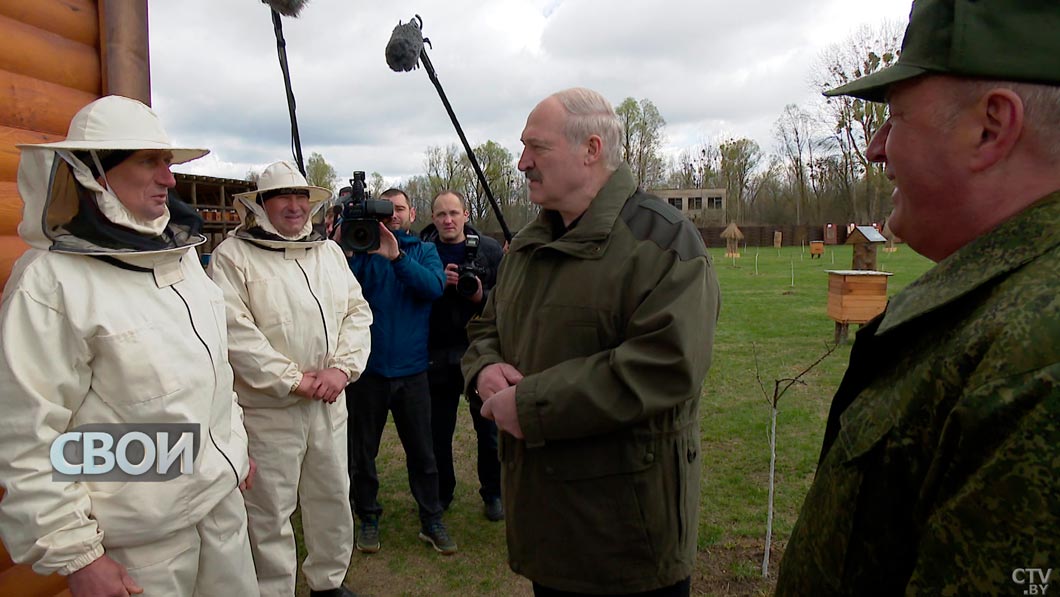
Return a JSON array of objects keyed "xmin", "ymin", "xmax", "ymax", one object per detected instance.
[
  {"xmin": 846, "ymin": 225, "xmax": 886, "ymax": 270},
  {"xmin": 809, "ymin": 240, "xmax": 824, "ymax": 258},
  {"xmin": 826, "ymin": 270, "xmax": 892, "ymax": 324}
]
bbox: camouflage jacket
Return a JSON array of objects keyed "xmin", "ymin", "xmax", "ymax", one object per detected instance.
[{"xmin": 777, "ymin": 192, "xmax": 1060, "ymax": 596}]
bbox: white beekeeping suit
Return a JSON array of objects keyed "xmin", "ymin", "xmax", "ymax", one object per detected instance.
[
  {"xmin": 210, "ymin": 161, "xmax": 371, "ymax": 597},
  {"xmin": 0, "ymin": 95, "xmax": 257, "ymax": 595}
]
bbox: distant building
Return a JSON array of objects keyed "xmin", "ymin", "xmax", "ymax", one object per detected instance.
[{"xmin": 649, "ymin": 188, "xmax": 727, "ymax": 225}]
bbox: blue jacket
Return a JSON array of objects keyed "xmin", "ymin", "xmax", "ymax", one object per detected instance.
[{"xmin": 347, "ymin": 230, "xmax": 445, "ymax": 377}]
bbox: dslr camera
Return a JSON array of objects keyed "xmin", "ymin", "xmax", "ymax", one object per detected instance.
[
  {"xmin": 456, "ymin": 234, "xmax": 483, "ymax": 297},
  {"xmin": 338, "ymin": 171, "xmax": 394, "ymax": 253}
]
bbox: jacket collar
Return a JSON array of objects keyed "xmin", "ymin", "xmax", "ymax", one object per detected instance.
[
  {"xmin": 395, "ymin": 228, "xmax": 421, "ymax": 248},
  {"xmin": 878, "ymin": 191, "xmax": 1060, "ymax": 334},
  {"xmin": 510, "ymin": 164, "xmax": 636, "ymax": 258}
]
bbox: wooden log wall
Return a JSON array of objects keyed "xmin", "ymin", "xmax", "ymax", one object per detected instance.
[
  {"xmin": 0, "ymin": 0, "xmax": 149, "ymax": 290},
  {"xmin": 0, "ymin": 1, "xmax": 148, "ymax": 594},
  {"xmin": 0, "ymin": 0, "xmax": 99, "ymax": 292}
]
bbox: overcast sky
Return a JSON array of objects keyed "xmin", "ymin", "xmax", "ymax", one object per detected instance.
[{"xmin": 148, "ymin": 0, "xmax": 912, "ymax": 187}]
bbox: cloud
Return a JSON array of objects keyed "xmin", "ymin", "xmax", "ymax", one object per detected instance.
[{"xmin": 149, "ymin": 0, "xmax": 914, "ymax": 182}]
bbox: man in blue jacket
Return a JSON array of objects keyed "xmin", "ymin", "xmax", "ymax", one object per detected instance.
[{"xmin": 345, "ymin": 188, "xmax": 457, "ymax": 555}]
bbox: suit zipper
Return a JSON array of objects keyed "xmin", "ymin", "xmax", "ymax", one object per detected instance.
[
  {"xmin": 296, "ymin": 259, "xmax": 330, "ymax": 367},
  {"xmin": 170, "ymin": 284, "xmax": 240, "ymax": 488}
]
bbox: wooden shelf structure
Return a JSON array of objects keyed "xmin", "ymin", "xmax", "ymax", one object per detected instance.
[{"xmin": 173, "ymin": 172, "xmax": 255, "ymax": 255}]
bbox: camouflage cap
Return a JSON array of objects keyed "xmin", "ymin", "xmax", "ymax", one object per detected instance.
[{"xmin": 826, "ymin": 0, "xmax": 1060, "ymax": 102}]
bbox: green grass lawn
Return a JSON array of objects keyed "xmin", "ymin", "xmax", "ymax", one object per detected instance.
[{"xmin": 293, "ymin": 244, "xmax": 935, "ymax": 596}]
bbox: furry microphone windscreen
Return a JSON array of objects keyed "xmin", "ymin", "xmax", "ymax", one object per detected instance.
[
  {"xmin": 261, "ymin": 0, "xmax": 309, "ymax": 17},
  {"xmin": 386, "ymin": 20, "xmax": 424, "ymax": 72}
]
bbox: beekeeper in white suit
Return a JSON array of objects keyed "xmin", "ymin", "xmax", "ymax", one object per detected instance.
[
  {"xmin": 0, "ymin": 95, "xmax": 258, "ymax": 596},
  {"xmin": 209, "ymin": 161, "xmax": 372, "ymax": 597}
]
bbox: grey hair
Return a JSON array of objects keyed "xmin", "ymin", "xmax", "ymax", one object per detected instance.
[
  {"xmin": 942, "ymin": 78, "xmax": 1060, "ymax": 162},
  {"xmin": 551, "ymin": 88, "xmax": 624, "ymax": 171}
]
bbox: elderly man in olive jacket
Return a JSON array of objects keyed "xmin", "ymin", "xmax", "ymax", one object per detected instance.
[{"xmin": 462, "ymin": 87, "xmax": 720, "ymax": 596}]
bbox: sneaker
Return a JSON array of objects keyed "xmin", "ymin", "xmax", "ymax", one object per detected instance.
[
  {"xmin": 483, "ymin": 497, "xmax": 504, "ymax": 522},
  {"xmin": 356, "ymin": 516, "xmax": 380, "ymax": 553},
  {"xmin": 418, "ymin": 521, "xmax": 458, "ymax": 555}
]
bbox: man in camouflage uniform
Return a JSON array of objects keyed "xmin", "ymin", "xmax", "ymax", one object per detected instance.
[{"xmin": 776, "ymin": 1, "xmax": 1060, "ymax": 595}]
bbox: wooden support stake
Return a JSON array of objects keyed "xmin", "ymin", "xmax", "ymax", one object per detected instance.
[{"xmin": 834, "ymin": 322, "xmax": 850, "ymax": 345}]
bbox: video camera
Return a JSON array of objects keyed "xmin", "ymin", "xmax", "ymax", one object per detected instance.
[
  {"xmin": 456, "ymin": 234, "xmax": 482, "ymax": 297},
  {"xmin": 338, "ymin": 171, "xmax": 394, "ymax": 253}
]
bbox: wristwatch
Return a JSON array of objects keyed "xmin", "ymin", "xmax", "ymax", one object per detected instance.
[{"xmin": 391, "ymin": 250, "xmax": 406, "ymax": 263}]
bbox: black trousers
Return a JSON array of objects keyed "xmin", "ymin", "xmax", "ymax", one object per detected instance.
[
  {"xmin": 346, "ymin": 371, "xmax": 443, "ymax": 526},
  {"xmin": 532, "ymin": 578, "xmax": 691, "ymax": 597},
  {"xmin": 428, "ymin": 364, "xmax": 501, "ymax": 506}
]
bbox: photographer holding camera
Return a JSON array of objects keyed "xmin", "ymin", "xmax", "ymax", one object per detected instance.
[
  {"xmin": 344, "ymin": 188, "xmax": 458, "ymax": 556},
  {"xmin": 419, "ymin": 190, "xmax": 505, "ymax": 521}
]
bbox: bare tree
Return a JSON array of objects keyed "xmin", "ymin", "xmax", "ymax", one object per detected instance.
[
  {"xmin": 773, "ymin": 104, "xmax": 820, "ymax": 225},
  {"xmin": 812, "ymin": 22, "xmax": 902, "ymax": 223},
  {"xmin": 719, "ymin": 137, "xmax": 762, "ymax": 223},
  {"xmin": 423, "ymin": 144, "xmax": 468, "ymax": 195},
  {"xmin": 418, "ymin": 141, "xmax": 529, "ymax": 235},
  {"xmin": 460, "ymin": 140, "xmax": 517, "ymax": 226},
  {"xmin": 755, "ymin": 342, "xmax": 838, "ymax": 578},
  {"xmin": 401, "ymin": 174, "xmax": 434, "ymax": 229},
  {"xmin": 666, "ymin": 143, "xmax": 721, "ymax": 190},
  {"xmin": 368, "ymin": 172, "xmax": 386, "ymax": 198},
  {"xmin": 745, "ymin": 156, "xmax": 785, "ymax": 224}
]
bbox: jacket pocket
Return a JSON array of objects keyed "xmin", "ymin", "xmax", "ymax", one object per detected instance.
[
  {"xmin": 541, "ymin": 431, "xmax": 656, "ymax": 481},
  {"xmin": 795, "ymin": 409, "xmax": 897, "ymax": 590},
  {"xmin": 91, "ymin": 325, "xmax": 183, "ymax": 404},
  {"xmin": 504, "ymin": 303, "xmax": 609, "ymax": 370},
  {"xmin": 246, "ymin": 277, "xmax": 294, "ymax": 330},
  {"xmin": 832, "ymin": 403, "xmax": 897, "ymax": 466},
  {"xmin": 674, "ymin": 431, "xmax": 699, "ymax": 557},
  {"xmin": 510, "ymin": 434, "xmax": 660, "ymax": 584}
]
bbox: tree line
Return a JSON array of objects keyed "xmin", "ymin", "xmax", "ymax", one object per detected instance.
[{"xmin": 294, "ymin": 22, "xmax": 902, "ymax": 235}]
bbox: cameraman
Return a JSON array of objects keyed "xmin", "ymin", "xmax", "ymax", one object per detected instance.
[
  {"xmin": 420, "ymin": 190, "xmax": 504, "ymax": 521},
  {"xmin": 345, "ymin": 188, "xmax": 458, "ymax": 555}
]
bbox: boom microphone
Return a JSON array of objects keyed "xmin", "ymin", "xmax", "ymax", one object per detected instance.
[
  {"xmin": 260, "ymin": 0, "xmax": 310, "ymax": 174},
  {"xmin": 386, "ymin": 17, "xmax": 425, "ymax": 72},
  {"xmin": 261, "ymin": 0, "xmax": 309, "ymax": 18},
  {"xmin": 384, "ymin": 15, "xmax": 513, "ymax": 242}
]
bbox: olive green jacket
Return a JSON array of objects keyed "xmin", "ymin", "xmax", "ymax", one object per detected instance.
[
  {"xmin": 777, "ymin": 192, "xmax": 1060, "ymax": 595},
  {"xmin": 463, "ymin": 164, "xmax": 720, "ymax": 593}
]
